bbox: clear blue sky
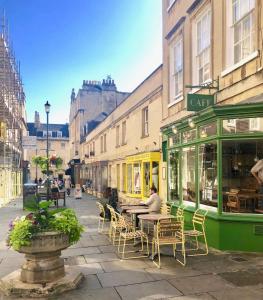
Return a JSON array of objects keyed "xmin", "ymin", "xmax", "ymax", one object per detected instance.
[{"xmin": 0, "ymin": 0, "xmax": 162, "ymax": 123}]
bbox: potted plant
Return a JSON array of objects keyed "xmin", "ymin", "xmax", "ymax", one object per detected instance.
[{"xmin": 7, "ymin": 200, "xmax": 84, "ymax": 284}]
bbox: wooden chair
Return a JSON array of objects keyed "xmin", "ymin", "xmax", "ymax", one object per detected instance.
[
  {"xmin": 152, "ymin": 216, "xmax": 186, "ymax": 268},
  {"xmin": 227, "ymin": 192, "xmax": 250, "ymax": 213},
  {"xmin": 118, "ymin": 213, "xmax": 149, "ymax": 259},
  {"xmin": 184, "ymin": 209, "xmax": 208, "ymax": 256},
  {"xmin": 96, "ymin": 202, "xmax": 107, "ymax": 233}
]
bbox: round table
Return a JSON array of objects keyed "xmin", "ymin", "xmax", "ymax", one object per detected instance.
[
  {"xmin": 120, "ymin": 205, "xmax": 148, "ymax": 213},
  {"xmin": 126, "ymin": 208, "xmax": 152, "ymax": 227}
]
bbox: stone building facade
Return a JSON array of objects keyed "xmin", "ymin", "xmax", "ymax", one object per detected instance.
[
  {"xmin": 27, "ymin": 112, "xmax": 70, "ymax": 181},
  {"xmin": 69, "ymin": 77, "xmax": 129, "ymax": 159}
]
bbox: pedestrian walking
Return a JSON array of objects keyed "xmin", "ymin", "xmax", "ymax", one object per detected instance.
[
  {"xmin": 74, "ymin": 183, "xmax": 82, "ymax": 199},
  {"xmin": 64, "ymin": 176, "xmax": 71, "ymax": 196}
]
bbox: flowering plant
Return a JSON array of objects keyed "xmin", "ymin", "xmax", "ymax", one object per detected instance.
[{"xmin": 7, "ymin": 201, "xmax": 84, "ymax": 251}]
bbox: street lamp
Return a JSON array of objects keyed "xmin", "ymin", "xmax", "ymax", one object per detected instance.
[{"xmin": 45, "ymin": 101, "xmax": 51, "ymax": 200}]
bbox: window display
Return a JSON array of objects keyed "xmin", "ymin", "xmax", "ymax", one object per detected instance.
[
  {"xmin": 182, "ymin": 146, "xmax": 196, "ymax": 202},
  {"xmin": 168, "ymin": 150, "xmax": 179, "ymax": 201},
  {"xmin": 222, "ymin": 139, "xmax": 263, "ymax": 214},
  {"xmin": 143, "ymin": 162, "xmax": 150, "ymax": 197},
  {"xmin": 133, "ymin": 163, "xmax": 141, "ymax": 194},
  {"xmin": 199, "ymin": 142, "xmax": 217, "ymax": 207},
  {"xmin": 127, "ymin": 164, "xmax": 132, "ymax": 193}
]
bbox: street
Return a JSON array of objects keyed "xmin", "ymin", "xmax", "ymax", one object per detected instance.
[{"xmin": 0, "ymin": 193, "xmax": 263, "ymax": 299}]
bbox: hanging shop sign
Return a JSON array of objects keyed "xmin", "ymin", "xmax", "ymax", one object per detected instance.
[{"xmin": 187, "ymin": 94, "xmax": 214, "ymax": 112}]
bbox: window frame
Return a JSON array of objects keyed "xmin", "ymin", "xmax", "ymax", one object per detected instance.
[
  {"xmin": 122, "ymin": 121, "xmax": 126, "ymax": 145},
  {"xmin": 116, "ymin": 125, "xmax": 120, "ymax": 147},
  {"xmin": 169, "ymin": 36, "xmax": 184, "ymax": 105},
  {"xmin": 142, "ymin": 107, "xmax": 149, "ymax": 137}
]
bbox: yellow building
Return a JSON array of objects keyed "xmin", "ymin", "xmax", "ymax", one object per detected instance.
[{"xmin": 78, "ymin": 66, "xmax": 163, "ymax": 202}]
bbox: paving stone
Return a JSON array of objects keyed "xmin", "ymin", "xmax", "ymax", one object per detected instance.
[
  {"xmin": 116, "ymin": 280, "xmax": 182, "ymax": 299},
  {"xmin": 56, "ymin": 287, "xmax": 121, "ymax": 300},
  {"xmin": 145, "ymin": 265, "xmax": 206, "ymax": 280},
  {"xmin": 209, "ymin": 287, "xmax": 263, "ymax": 300},
  {"xmin": 101, "ymin": 259, "xmax": 150, "ymax": 272},
  {"xmin": 97, "ymin": 270, "xmax": 154, "ymax": 287},
  {"xmin": 84, "ymin": 252, "xmax": 119, "ymax": 264},
  {"xmin": 62, "ymin": 246, "xmax": 100, "ymax": 257},
  {"xmin": 168, "ymin": 274, "xmax": 234, "ymax": 295},
  {"xmin": 99, "ymin": 245, "xmax": 118, "ymax": 253},
  {"xmin": 70, "ymin": 263, "xmax": 104, "ymax": 275},
  {"xmin": 80, "ymin": 238, "xmax": 110, "ymax": 247},
  {"xmin": 64, "ymin": 255, "xmax": 86, "ymax": 266},
  {"xmin": 169, "ymin": 293, "xmax": 216, "ymax": 299}
]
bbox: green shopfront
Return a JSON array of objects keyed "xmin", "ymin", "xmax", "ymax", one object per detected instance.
[{"xmin": 163, "ymin": 102, "xmax": 263, "ymax": 252}]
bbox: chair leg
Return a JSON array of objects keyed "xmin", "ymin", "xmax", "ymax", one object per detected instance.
[
  {"xmin": 122, "ymin": 237, "xmax": 127, "ymax": 259},
  {"xmin": 157, "ymin": 244, "xmax": 161, "ymax": 268}
]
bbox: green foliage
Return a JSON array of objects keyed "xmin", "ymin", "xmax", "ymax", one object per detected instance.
[
  {"xmin": 8, "ymin": 201, "xmax": 83, "ymax": 250},
  {"xmin": 32, "ymin": 155, "xmax": 63, "ymax": 175},
  {"xmin": 50, "ymin": 209, "xmax": 84, "ymax": 244},
  {"xmin": 9, "ymin": 219, "xmax": 37, "ymax": 251}
]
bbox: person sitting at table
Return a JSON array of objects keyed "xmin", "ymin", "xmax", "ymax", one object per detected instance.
[{"xmin": 141, "ymin": 186, "xmax": 161, "ymax": 212}]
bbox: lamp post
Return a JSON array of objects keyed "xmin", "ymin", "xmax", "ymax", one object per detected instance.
[{"xmin": 45, "ymin": 101, "xmax": 51, "ymax": 200}]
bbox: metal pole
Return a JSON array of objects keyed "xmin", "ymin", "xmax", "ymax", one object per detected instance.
[
  {"xmin": 46, "ymin": 112, "xmax": 49, "ymax": 200},
  {"xmin": 35, "ymin": 148, "xmax": 38, "ymax": 181}
]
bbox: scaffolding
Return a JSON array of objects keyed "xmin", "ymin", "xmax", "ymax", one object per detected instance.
[{"xmin": 0, "ymin": 16, "xmax": 25, "ymax": 206}]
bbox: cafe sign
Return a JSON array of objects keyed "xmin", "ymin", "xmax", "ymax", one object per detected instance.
[{"xmin": 187, "ymin": 94, "xmax": 214, "ymax": 112}]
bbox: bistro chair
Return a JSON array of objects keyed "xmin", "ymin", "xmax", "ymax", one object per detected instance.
[
  {"xmin": 152, "ymin": 216, "xmax": 186, "ymax": 268},
  {"xmin": 160, "ymin": 203, "xmax": 171, "ymax": 215},
  {"xmin": 96, "ymin": 202, "xmax": 107, "ymax": 233},
  {"xmin": 176, "ymin": 206, "xmax": 185, "ymax": 218},
  {"xmin": 107, "ymin": 205, "xmax": 133, "ymax": 245},
  {"xmin": 118, "ymin": 213, "xmax": 149, "ymax": 260},
  {"xmin": 184, "ymin": 209, "xmax": 208, "ymax": 256}
]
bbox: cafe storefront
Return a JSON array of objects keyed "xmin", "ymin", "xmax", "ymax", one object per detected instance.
[
  {"xmin": 126, "ymin": 152, "xmax": 160, "ymax": 200},
  {"xmin": 163, "ymin": 102, "xmax": 263, "ymax": 252}
]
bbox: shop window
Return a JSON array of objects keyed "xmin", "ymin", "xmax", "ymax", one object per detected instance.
[
  {"xmin": 122, "ymin": 163, "xmax": 126, "ymax": 192},
  {"xmin": 222, "ymin": 139, "xmax": 263, "ymax": 214},
  {"xmin": 199, "ymin": 142, "xmax": 218, "ymax": 208},
  {"xmin": 117, "ymin": 164, "xmax": 120, "ymax": 191},
  {"xmin": 169, "ymin": 133, "xmax": 180, "ymax": 147},
  {"xmin": 222, "ymin": 118, "xmax": 263, "ymax": 134},
  {"xmin": 182, "ymin": 129, "xmax": 197, "ymax": 144},
  {"xmin": 182, "ymin": 146, "xmax": 196, "ymax": 203},
  {"xmin": 168, "ymin": 150, "xmax": 179, "ymax": 202},
  {"xmin": 152, "ymin": 162, "xmax": 159, "ymax": 192},
  {"xmin": 143, "ymin": 162, "xmax": 151, "ymax": 197},
  {"xmin": 199, "ymin": 122, "xmax": 217, "ymax": 138},
  {"xmin": 133, "ymin": 163, "xmax": 141, "ymax": 194},
  {"xmin": 127, "ymin": 164, "xmax": 132, "ymax": 193}
]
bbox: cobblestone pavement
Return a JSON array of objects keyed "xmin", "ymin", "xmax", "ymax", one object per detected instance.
[{"xmin": 0, "ymin": 193, "xmax": 263, "ymax": 299}]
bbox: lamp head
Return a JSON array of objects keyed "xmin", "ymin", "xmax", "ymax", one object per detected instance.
[{"xmin": 45, "ymin": 101, "xmax": 51, "ymax": 113}]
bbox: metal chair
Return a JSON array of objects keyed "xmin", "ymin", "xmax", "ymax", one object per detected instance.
[
  {"xmin": 176, "ymin": 206, "xmax": 185, "ymax": 218},
  {"xmin": 152, "ymin": 216, "xmax": 186, "ymax": 268},
  {"xmin": 107, "ymin": 205, "xmax": 133, "ymax": 245},
  {"xmin": 96, "ymin": 202, "xmax": 107, "ymax": 233},
  {"xmin": 160, "ymin": 203, "xmax": 171, "ymax": 215},
  {"xmin": 118, "ymin": 213, "xmax": 149, "ymax": 259},
  {"xmin": 184, "ymin": 209, "xmax": 208, "ymax": 256}
]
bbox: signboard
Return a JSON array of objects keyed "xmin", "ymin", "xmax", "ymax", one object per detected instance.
[
  {"xmin": 187, "ymin": 94, "xmax": 214, "ymax": 112},
  {"xmin": 22, "ymin": 136, "xmax": 37, "ymax": 150}
]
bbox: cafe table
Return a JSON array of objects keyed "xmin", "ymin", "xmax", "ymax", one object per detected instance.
[
  {"xmin": 126, "ymin": 208, "xmax": 152, "ymax": 228},
  {"xmin": 120, "ymin": 205, "xmax": 148, "ymax": 213},
  {"xmin": 138, "ymin": 213, "xmax": 175, "ymax": 259}
]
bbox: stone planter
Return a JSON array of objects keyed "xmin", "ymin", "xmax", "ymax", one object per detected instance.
[{"xmin": 19, "ymin": 231, "xmax": 69, "ymax": 284}]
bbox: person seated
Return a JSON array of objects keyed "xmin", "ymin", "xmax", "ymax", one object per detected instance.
[{"xmin": 141, "ymin": 186, "xmax": 161, "ymax": 212}]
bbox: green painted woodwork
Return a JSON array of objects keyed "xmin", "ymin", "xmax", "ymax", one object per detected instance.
[
  {"xmin": 163, "ymin": 102, "xmax": 263, "ymax": 252},
  {"xmin": 187, "ymin": 94, "xmax": 214, "ymax": 111}
]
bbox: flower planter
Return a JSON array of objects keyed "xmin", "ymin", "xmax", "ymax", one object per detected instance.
[{"xmin": 19, "ymin": 231, "xmax": 69, "ymax": 284}]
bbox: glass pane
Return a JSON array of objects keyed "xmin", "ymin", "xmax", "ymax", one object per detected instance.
[
  {"xmin": 199, "ymin": 122, "xmax": 217, "ymax": 138},
  {"xmin": 222, "ymin": 118, "xmax": 263, "ymax": 134},
  {"xmin": 234, "ymin": 43, "xmax": 241, "ymax": 63},
  {"xmin": 127, "ymin": 165, "xmax": 132, "ymax": 193},
  {"xmin": 133, "ymin": 163, "xmax": 141, "ymax": 194},
  {"xmin": 182, "ymin": 146, "xmax": 196, "ymax": 203},
  {"xmin": 152, "ymin": 162, "xmax": 159, "ymax": 192},
  {"xmin": 222, "ymin": 139, "xmax": 263, "ymax": 214},
  {"xmin": 168, "ymin": 150, "xmax": 180, "ymax": 201},
  {"xmin": 182, "ymin": 129, "xmax": 197, "ymax": 143},
  {"xmin": 169, "ymin": 133, "xmax": 180, "ymax": 147},
  {"xmin": 143, "ymin": 162, "xmax": 150, "ymax": 197},
  {"xmin": 199, "ymin": 142, "xmax": 218, "ymax": 207}
]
